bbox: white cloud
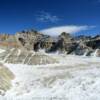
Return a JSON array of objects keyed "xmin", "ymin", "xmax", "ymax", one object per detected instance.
[
  {"xmin": 40, "ymin": 25, "xmax": 94, "ymax": 36},
  {"xmin": 36, "ymin": 11, "xmax": 60, "ymax": 23}
]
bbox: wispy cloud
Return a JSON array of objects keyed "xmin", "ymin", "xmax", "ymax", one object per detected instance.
[
  {"xmin": 36, "ymin": 11, "xmax": 60, "ymax": 23},
  {"xmin": 40, "ymin": 25, "xmax": 95, "ymax": 36}
]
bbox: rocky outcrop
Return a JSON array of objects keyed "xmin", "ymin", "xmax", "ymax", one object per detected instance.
[
  {"xmin": 0, "ymin": 63, "xmax": 14, "ymax": 96},
  {"xmin": 93, "ymin": 49, "xmax": 100, "ymax": 57},
  {"xmin": 16, "ymin": 30, "xmax": 40, "ymax": 51},
  {"xmin": 0, "ymin": 34, "xmax": 19, "ymax": 49},
  {"xmin": 85, "ymin": 39, "xmax": 100, "ymax": 49},
  {"xmin": 16, "ymin": 30, "xmax": 54, "ymax": 52},
  {"xmin": 0, "ymin": 48, "xmax": 58, "ymax": 65},
  {"xmin": 48, "ymin": 32, "xmax": 75, "ymax": 53},
  {"xmin": 72, "ymin": 42, "xmax": 93, "ymax": 56},
  {"xmin": 0, "ymin": 30, "xmax": 100, "ymax": 57}
]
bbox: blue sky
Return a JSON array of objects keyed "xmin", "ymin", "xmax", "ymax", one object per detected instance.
[{"xmin": 0, "ymin": 0, "xmax": 100, "ymax": 36}]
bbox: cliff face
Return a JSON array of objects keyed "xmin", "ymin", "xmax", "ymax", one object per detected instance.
[
  {"xmin": 0, "ymin": 34, "xmax": 19, "ymax": 48},
  {"xmin": 16, "ymin": 30, "xmax": 42, "ymax": 51},
  {"xmin": 16, "ymin": 30, "xmax": 56, "ymax": 52},
  {"xmin": 0, "ymin": 31, "xmax": 100, "ymax": 56}
]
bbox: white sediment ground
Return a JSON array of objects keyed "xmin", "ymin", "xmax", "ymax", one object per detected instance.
[
  {"xmin": 0, "ymin": 48, "xmax": 5, "ymax": 53},
  {"xmin": 0, "ymin": 48, "xmax": 100, "ymax": 100}
]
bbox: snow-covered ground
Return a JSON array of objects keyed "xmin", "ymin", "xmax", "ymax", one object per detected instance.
[{"xmin": 0, "ymin": 48, "xmax": 100, "ymax": 100}]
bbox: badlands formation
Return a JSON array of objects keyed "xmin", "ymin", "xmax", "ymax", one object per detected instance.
[{"xmin": 0, "ymin": 30, "xmax": 100, "ymax": 100}]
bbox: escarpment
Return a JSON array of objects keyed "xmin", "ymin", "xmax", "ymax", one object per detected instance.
[{"xmin": 0, "ymin": 30, "xmax": 100, "ymax": 57}]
